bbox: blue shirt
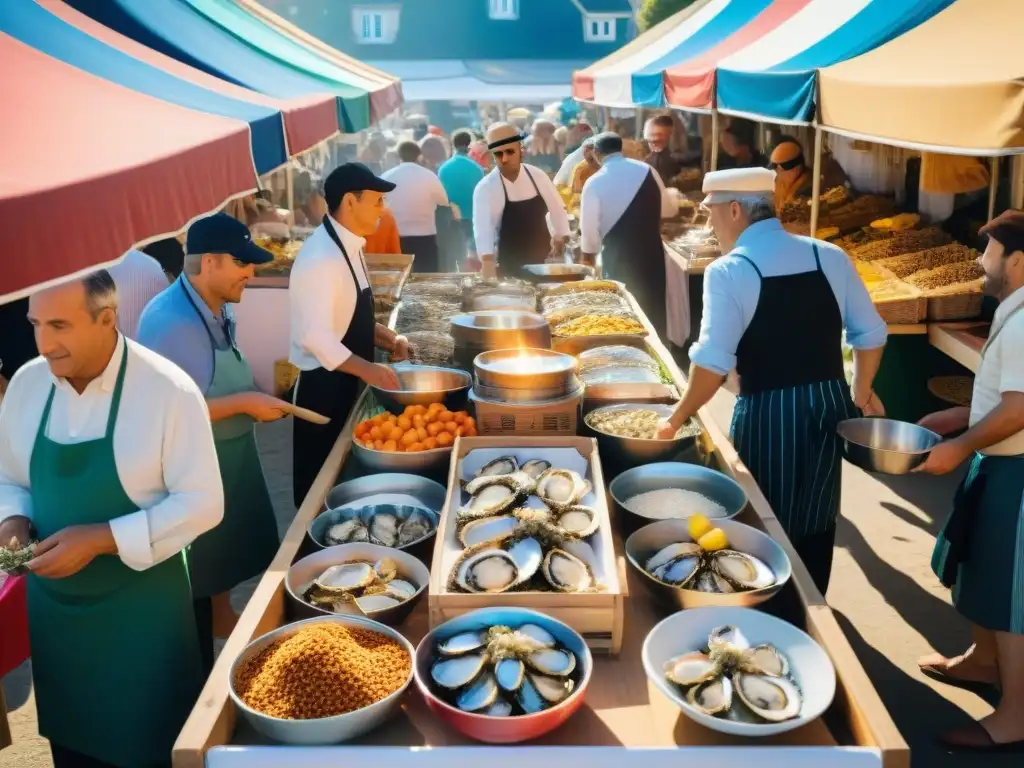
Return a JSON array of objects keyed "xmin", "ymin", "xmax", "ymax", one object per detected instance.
[
  {"xmin": 438, "ymin": 153, "xmax": 485, "ymax": 222},
  {"xmin": 136, "ymin": 275, "xmax": 236, "ymax": 394},
  {"xmin": 689, "ymin": 219, "xmax": 888, "ymax": 377}
]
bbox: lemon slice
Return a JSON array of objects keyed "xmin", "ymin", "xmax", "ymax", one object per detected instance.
[
  {"xmin": 688, "ymin": 513, "xmax": 713, "ymax": 541},
  {"xmin": 698, "ymin": 528, "xmax": 729, "ymax": 552}
]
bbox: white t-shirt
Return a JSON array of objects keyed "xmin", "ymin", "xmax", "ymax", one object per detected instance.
[
  {"xmin": 472, "ymin": 165, "xmax": 571, "ymax": 257},
  {"xmin": 381, "ymin": 162, "xmax": 449, "ymax": 237},
  {"xmin": 970, "ymin": 286, "xmax": 1024, "ymax": 455}
]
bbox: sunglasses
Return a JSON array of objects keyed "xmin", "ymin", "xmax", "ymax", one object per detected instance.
[{"xmin": 769, "ymin": 155, "xmax": 804, "ymax": 172}]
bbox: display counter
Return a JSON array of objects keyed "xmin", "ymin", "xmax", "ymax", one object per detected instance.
[
  {"xmin": 927, "ymin": 322, "xmax": 988, "ymax": 374},
  {"xmin": 173, "ymin": 284, "xmax": 908, "ymax": 768}
]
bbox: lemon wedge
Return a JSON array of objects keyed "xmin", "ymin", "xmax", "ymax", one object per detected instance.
[
  {"xmin": 698, "ymin": 528, "xmax": 729, "ymax": 552},
  {"xmin": 688, "ymin": 513, "xmax": 713, "ymax": 541}
]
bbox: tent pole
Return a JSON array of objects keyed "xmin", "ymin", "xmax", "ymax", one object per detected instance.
[
  {"xmin": 809, "ymin": 126, "xmax": 823, "ymax": 238},
  {"xmin": 1012, "ymin": 155, "xmax": 1024, "ymax": 210},
  {"xmin": 286, "ymin": 160, "xmax": 295, "ymax": 224},
  {"xmin": 600, "ymin": 105, "xmax": 609, "ymax": 132},
  {"xmin": 710, "ymin": 109, "xmax": 720, "ymax": 171},
  {"xmin": 636, "ymin": 108, "xmax": 645, "ymax": 140},
  {"xmin": 988, "ymin": 157, "xmax": 1000, "ymax": 220}
]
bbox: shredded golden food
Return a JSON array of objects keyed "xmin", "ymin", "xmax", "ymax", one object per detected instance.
[
  {"xmin": 554, "ymin": 314, "xmax": 645, "ymax": 337},
  {"xmin": 588, "ymin": 409, "xmax": 701, "ymax": 440},
  {"xmin": 234, "ymin": 624, "xmax": 410, "ymax": 720}
]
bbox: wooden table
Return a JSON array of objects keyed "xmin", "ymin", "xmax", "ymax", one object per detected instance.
[
  {"xmin": 173, "ymin": 283, "xmax": 909, "ymax": 768},
  {"xmin": 927, "ymin": 322, "xmax": 989, "ymax": 373}
]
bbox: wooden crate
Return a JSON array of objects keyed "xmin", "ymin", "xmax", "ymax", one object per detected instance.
[{"xmin": 428, "ymin": 436, "xmax": 625, "ymax": 655}]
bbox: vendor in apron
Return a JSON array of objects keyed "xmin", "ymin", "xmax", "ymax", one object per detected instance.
[
  {"xmin": 289, "ymin": 163, "xmax": 407, "ymax": 507},
  {"xmin": 914, "ymin": 209, "xmax": 1024, "ymax": 752},
  {"xmin": 655, "ymin": 168, "xmax": 888, "ymax": 594},
  {"xmin": 0, "ymin": 271, "xmax": 224, "ymax": 768},
  {"xmin": 137, "ymin": 213, "xmax": 290, "ymax": 672},
  {"xmin": 579, "ymin": 132, "xmax": 676, "ymax": 337},
  {"xmin": 473, "ymin": 123, "xmax": 571, "ymax": 280}
]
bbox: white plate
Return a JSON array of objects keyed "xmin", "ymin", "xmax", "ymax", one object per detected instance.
[{"xmin": 643, "ymin": 606, "xmax": 836, "ymax": 737}]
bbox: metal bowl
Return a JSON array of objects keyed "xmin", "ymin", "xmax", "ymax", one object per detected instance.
[
  {"xmin": 286, "ymin": 543, "xmax": 430, "ymax": 625},
  {"xmin": 473, "ymin": 376, "xmax": 583, "ymax": 404},
  {"xmin": 449, "ymin": 310, "xmax": 551, "ymax": 346},
  {"xmin": 322, "ymin": 473, "xmax": 447, "ymax": 513},
  {"xmin": 228, "ymin": 615, "xmax": 415, "ymax": 745},
  {"xmin": 370, "ymin": 364, "xmax": 471, "ymax": 414},
  {"xmin": 837, "ymin": 417, "xmax": 941, "ymax": 475},
  {"xmin": 413, "ymin": 607, "xmax": 593, "ymax": 743},
  {"xmin": 308, "ymin": 505, "xmax": 440, "ymax": 552},
  {"xmin": 522, "ymin": 263, "xmax": 594, "ymax": 283},
  {"xmin": 609, "ymin": 462, "xmax": 747, "ymax": 532},
  {"xmin": 352, "ymin": 442, "xmax": 452, "ymax": 475},
  {"xmin": 642, "ymin": 606, "xmax": 836, "ymax": 737},
  {"xmin": 474, "ymin": 348, "xmax": 578, "ymax": 392},
  {"xmin": 583, "ymin": 404, "xmax": 701, "ymax": 473},
  {"xmin": 625, "ymin": 518, "xmax": 791, "ymax": 610}
]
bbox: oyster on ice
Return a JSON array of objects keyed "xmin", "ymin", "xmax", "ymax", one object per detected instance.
[
  {"xmin": 476, "ymin": 456, "xmax": 519, "ymax": 478},
  {"xmin": 541, "ymin": 549, "xmax": 594, "ymax": 592},
  {"xmin": 641, "ymin": 537, "xmax": 776, "ymax": 595},
  {"xmin": 521, "ymin": 459, "xmax": 551, "ymax": 480},
  {"xmin": 324, "ymin": 519, "xmax": 369, "ymax": 546},
  {"xmin": 397, "ymin": 509, "xmax": 435, "ymax": 546},
  {"xmin": 368, "ymin": 511, "xmax": 400, "ymax": 547},
  {"xmin": 454, "ymin": 549, "xmax": 520, "ymax": 593},
  {"xmin": 710, "ymin": 550, "xmax": 776, "ymax": 591},
  {"xmin": 552, "ymin": 506, "xmax": 600, "ymax": 538},
  {"xmin": 459, "ymin": 473, "xmax": 532, "ymax": 521}
]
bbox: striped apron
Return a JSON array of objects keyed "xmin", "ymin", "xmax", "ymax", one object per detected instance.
[{"xmin": 728, "ymin": 246, "xmax": 853, "ymax": 594}]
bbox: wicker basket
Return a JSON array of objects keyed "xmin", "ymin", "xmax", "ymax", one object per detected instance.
[
  {"xmin": 469, "ymin": 390, "xmax": 581, "ymax": 437},
  {"xmin": 867, "ymin": 266, "xmax": 927, "ymax": 324},
  {"xmin": 274, "ymin": 359, "xmax": 299, "ymax": 397},
  {"xmin": 928, "ymin": 375, "xmax": 974, "ymax": 407},
  {"xmin": 927, "ymin": 291, "xmax": 984, "ymax": 321}
]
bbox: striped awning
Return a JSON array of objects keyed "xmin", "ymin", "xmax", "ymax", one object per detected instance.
[{"xmin": 574, "ymin": 0, "xmax": 952, "ymax": 122}]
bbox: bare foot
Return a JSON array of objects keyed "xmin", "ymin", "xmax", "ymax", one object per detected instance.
[{"xmin": 919, "ymin": 649, "xmax": 999, "ymax": 686}]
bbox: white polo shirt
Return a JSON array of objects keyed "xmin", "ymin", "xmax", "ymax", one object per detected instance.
[
  {"xmin": 970, "ymin": 285, "xmax": 1024, "ymax": 455},
  {"xmin": 380, "ymin": 162, "xmax": 449, "ymax": 237}
]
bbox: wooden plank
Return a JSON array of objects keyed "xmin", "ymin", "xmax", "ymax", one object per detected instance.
[
  {"xmin": 928, "ymin": 323, "xmax": 987, "ymax": 373},
  {"xmin": 885, "ymin": 324, "xmax": 928, "ymax": 335},
  {"xmin": 172, "ymin": 387, "xmax": 363, "ymax": 768}
]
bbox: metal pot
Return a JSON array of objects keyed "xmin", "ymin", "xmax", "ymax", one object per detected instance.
[
  {"xmin": 451, "ymin": 311, "xmax": 551, "ymax": 371},
  {"xmin": 473, "ymin": 348, "xmax": 577, "ymax": 392},
  {"xmin": 522, "ymin": 263, "xmax": 594, "ymax": 283}
]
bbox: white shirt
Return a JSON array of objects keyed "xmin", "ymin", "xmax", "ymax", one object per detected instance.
[
  {"xmin": 0, "ymin": 336, "xmax": 223, "ymax": 571},
  {"xmin": 579, "ymin": 154, "xmax": 676, "ymax": 255},
  {"xmin": 554, "ymin": 146, "xmax": 586, "ymax": 186},
  {"xmin": 380, "ymin": 162, "xmax": 449, "ymax": 237},
  {"xmin": 970, "ymin": 285, "xmax": 1024, "ymax": 456},
  {"xmin": 106, "ymin": 249, "xmax": 170, "ymax": 340},
  {"xmin": 289, "ymin": 216, "xmax": 370, "ymax": 372},
  {"xmin": 473, "ymin": 165, "xmax": 571, "ymax": 257}
]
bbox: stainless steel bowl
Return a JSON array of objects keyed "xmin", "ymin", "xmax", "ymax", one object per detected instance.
[
  {"xmin": 322, "ymin": 473, "xmax": 447, "ymax": 514},
  {"xmin": 308, "ymin": 505, "xmax": 440, "ymax": 552},
  {"xmin": 370, "ymin": 364, "xmax": 471, "ymax": 414},
  {"xmin": 837, "ymin": 417, "xmax": 941, "ymax": 475},
  {"xmin": 449, "ymin": 310, "xmax": 551, "ymax": 346},
  {"xmin": 474, "ymin": 348, "xmax": 578, "ymax": 392},
  {"xmin": 625, "ymin": 518, "xmax": 791, "ymax": 610},
  {"xmin": 228, "ymin": 615, "xmax": 415, "ymax": 745},
  {"xmin": 286, "ymin": 543, "xmax": 430, "ymax": 625},
  {"xmin": 352, "ymin": 442, "xmax": 451, "ymax": 475},
  {"xmin": 522, "ymin": 263, "xmax": 594, "ymax": 283},
  {"xmin": 609, "ymin": 462, "xmax": 747, "ymax": 532},
  {"xmin": 468, "ymin": 293, "xmax": 537, "ymax": 312},
  {"xmin": 583, "ymin": 403, "xmax": 701, "ymax": 473},
  {"xmin": 473, "ymin": 376, "xmax": 583, "ymax": 403}
]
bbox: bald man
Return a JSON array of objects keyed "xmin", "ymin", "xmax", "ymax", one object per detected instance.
[{"xmin": 472, "ymin": 123, "xmax": 571, "ymax": 279}]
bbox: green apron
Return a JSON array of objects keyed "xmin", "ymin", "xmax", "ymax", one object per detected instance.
[
  {"xmin": 180, "ymin": 279, "xmax": 278, "ymax": 599},
  {"xmin": 27, "ymin": 344, "xmax": 203, "ymax": 767}
]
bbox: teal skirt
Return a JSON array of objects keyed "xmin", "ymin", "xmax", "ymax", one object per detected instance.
[{"xmin": 932, "ymin": 453, "xmax": 1024, "ymax": 634}]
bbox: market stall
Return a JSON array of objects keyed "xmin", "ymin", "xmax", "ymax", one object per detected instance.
[{"xmin": 172, "ymin": 275, "xmax": 908, "ymax": 768}]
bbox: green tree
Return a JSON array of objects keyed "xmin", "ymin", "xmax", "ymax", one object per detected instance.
[{"xmin": 638, "ymin": 0, "xmax": 700, "ymax": 32}]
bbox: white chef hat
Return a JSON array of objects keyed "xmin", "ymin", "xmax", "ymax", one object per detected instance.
[{"xmin": 702, "ymin": 167, "xmax": 776, "ymax": 206}]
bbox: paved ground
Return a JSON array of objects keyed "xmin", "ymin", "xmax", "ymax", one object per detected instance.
[{"xmin": 1, "ymin": 414, "xmax": 1016, "ymax": 766}]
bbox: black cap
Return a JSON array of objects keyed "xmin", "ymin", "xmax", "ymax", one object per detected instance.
[
  {"xmin": 186, "ymin": 213, "xmax": 273, "ymax": 265},
  {"xmin": 593, "ymin": 132, "xmax": 623, "ymax": 155},
  {"xmin": 323, "ymin": 162, "xmax": 396, "ymax": 210}
]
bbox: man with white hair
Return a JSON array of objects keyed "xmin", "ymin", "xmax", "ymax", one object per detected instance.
[{"xmin": 656, "ymin": 168, "xmax": 888, "ymax": 594}]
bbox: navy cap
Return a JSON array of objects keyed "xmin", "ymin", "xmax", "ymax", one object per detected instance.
[
  {"xmin": 323, "ymin": 162, "xmax": 396, "ymax": 210},
  {"xmin": 186, "ymin": 213, "xmax": 273, "ymax": 265}
]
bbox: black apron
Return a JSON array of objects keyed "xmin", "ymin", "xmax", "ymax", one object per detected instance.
[
  {"xmin": 497, "ymin": 166, "xmax": 551, "ymax": 278},
  {"xmin": 292, "ymin": 216, "xmax": 376, "ymax": 507},
  {"xmin": 727, "ymin": 245, "xmax": 852, "ymax": 595},
  {"xmin": 600, "ymin": 169, "xmax": 666, "ymax": 337}
]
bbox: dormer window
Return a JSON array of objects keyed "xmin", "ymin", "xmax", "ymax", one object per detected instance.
[
  {"xmin": 489, "ymin": 0, "xmax": 519, "ymax": 20},
  {"xmin": 585, "ymin": 15, "xmax": 617, "ymax": 42},
  {"xmin": 353, "ymin": 6, "xmax": 399, "ymax": 44}
]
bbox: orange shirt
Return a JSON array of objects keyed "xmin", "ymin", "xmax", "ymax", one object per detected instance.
[{"xmin": 364, "ymin": 207, "xmax": 402, "ymax": 254}]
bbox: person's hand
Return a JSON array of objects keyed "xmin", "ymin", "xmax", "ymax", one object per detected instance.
[
  {"xmin": 0, "ymin": 516, "xmax": 31, "ymax": 551},
  {"xmin": 392, "ymin": 335, "xmax": 410, "ymax": 363},
  {"xmin": 548, "ymin": 237, "xmax": 567, "ymax": 263},
  {"xmin": 918, "ymin": 408, "xmax": 969, "ymax": 436},
  {"xmin": 861, "ymin": 391, "xmax": 885, "ymax": 418},
  {"xmin": 363, "ymin": 363, "xmax": 401, "ymax": 391},
  {"xmin": 655, "ymin": 418, "xmax": 679, "ymax": 440},
  {"xmin": 912, "ymin": 438, "xmax": 971, "ymax": 476},
  {"xmin": 236, "ymin": 392, "xmax": 290, "ymax": 422},
  {"xmin": 28, "ymin": 523, "xmax": 116, "ymax": 579}
]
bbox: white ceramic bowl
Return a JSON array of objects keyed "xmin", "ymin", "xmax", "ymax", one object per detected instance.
[{"xmin": 642, "ymin": 606, "xmax": 836, "ymax": 737}]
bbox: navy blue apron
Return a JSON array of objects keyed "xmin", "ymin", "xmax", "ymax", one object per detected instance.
[{"xmin": 497, "ymin": 166, "xmax": 551, "ymax": 278}]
